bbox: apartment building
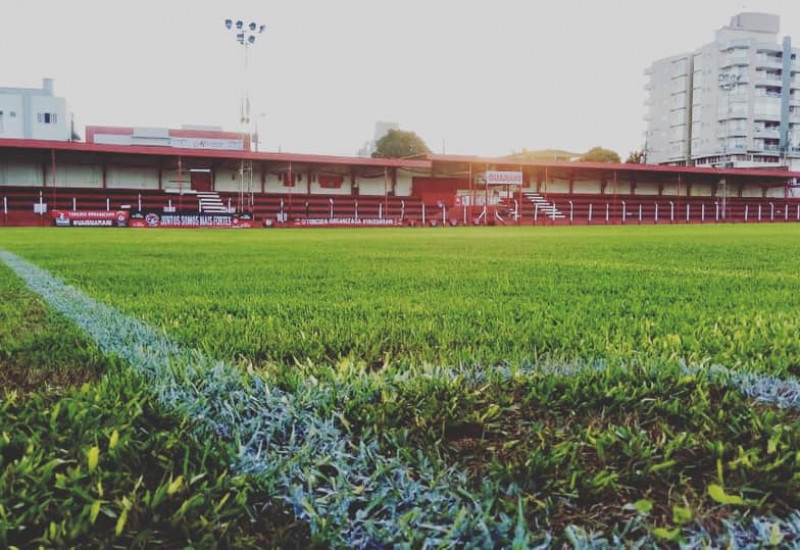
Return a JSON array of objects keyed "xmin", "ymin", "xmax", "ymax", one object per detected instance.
[
  {"xmin": 644, "ymin": 13, "xmax": 800, "ymax": 170},
  {"xmin": 0, "ymin": 78, "xmax": 71, "ymax": 141}
]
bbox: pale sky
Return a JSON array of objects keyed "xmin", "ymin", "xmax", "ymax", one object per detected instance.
[{"xmin": 3, "ymin": 1, "xmax": 800, "ymax": 158}]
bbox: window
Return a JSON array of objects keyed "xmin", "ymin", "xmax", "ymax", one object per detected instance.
[
  {"xmin": 37, "ymin": 112, "xmax": 58, "ymax": 124},
  {"xmin": 0, "ymin": 110, "xmax": 3, "ymax": 133}
]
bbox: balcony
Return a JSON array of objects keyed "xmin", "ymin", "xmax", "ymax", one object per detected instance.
[
  {"xmin": 754, "ymin": 127, "xmax": 781, "ymax": 139},
  {"xmin": 755, "ymin": 76, "xmax": 783, "ymax": 88},
  {"xmin": 718, "ymin": 111, "xmax": 749, "ymax": 121},
  {"xmin": 755, "ymin": 56, "xmax": 784, "ymax": 69},
  {"xmin": 720, "ymin": 57, "xmax": 750, "ymax": 69},
  {"xmin": 754, "ymin": 112, "xmax": 781, "ymax": 121}
]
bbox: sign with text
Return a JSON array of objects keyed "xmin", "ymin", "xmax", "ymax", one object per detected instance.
[
  {"xmin": 485, "ymin": 171, "xmax": 523, "ymax": 185},
  {"xmin": 51, "ymin": 210, "xmax": 129, "ymax": 227},
  {"xmin": 128, "ymin": 212, "xmax": 253, "ymax": 228},
  {"xmin": 292, "ymin": 217, "xmax": 400, "ymax": 227}
]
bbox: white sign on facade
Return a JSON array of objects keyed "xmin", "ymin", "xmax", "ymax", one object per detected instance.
[
  {"xmin": 485, "ymin": 171, "xmax": 523, "ymax": 185},
  {"xmin": 170, "ymin": 137, "xmax": 244, "ymax": 151}
]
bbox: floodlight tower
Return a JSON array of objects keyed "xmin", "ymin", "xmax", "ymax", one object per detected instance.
[
  {"xmin": 718, "ymin": 71, "xmax": 741, "ymax": 219},
  {"xmin": 224, "ymin": 18, "xmax": 266, "ymax": 213}
]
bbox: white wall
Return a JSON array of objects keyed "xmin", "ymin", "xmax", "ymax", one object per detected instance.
[
  {"xmin": 690, "ymin": 182, "xmax": 713, "ymax": 196},
  {"xmin": 635, "ymin": 182, "xmax": 660, "ymax": 195},
  {"xmin": 395, "ymin": 170, "xmax": 413, "ymax": 196},
  {"xmin": 356, "ymin": 177, "xmax": 387, "ymax": 196},
  {"xmin": 215, "ymin": 168, "xmax": 244, "ymax": 192},
  {"xmin": 0, "ymin": 95, "xmax": 24, "ymax": 138},
  {"xmin": 28, "ymin": 95, "xmax": 69, "ymax": 141},
  {"xmin": 264, "ymin": 173, "xmax": 307, "ymax": 194},
  {"xmin": 106, "ymin": 166, "xmax": 158, "ymax": 189},
  {"xmin": 0, "ymin": 162, "xmax": 41, "ymax": 186},
  {"xmin": 544, "ymin": 179, "xmax": 569, "ymax": 193},
  {"xmin": 43, "ymin": 164, "xmax": 102, "ymax": 188},
  {"xmin": 661, "ymin": 183, "xmax": 679, "ymax": 195},
  {"xmin": 573, "ymin": 180, "xmax": 601, "ymax": 194}
]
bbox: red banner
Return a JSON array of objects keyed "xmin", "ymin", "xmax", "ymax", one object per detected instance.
[{"xmin": 51, "ymin": 210, "xmax": 129, "ymax": 227}]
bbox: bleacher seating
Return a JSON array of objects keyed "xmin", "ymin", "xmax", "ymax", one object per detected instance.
[{"xmin": 2, "ymin": 185, "xmax": 798, "ymax": 227}]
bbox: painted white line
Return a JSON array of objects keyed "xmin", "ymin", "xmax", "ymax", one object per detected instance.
[
  {"xmin": 2, "ymin": 246, "xmax": 799, "ymax": 548},
  {"xmin": 0, "ymin": 248, "xmax": 499, "ymax": 547}
]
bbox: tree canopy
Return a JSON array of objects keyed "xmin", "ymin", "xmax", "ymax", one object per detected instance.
[
  {"xmin": 507, "ymin": 148, "xmax": 581, "ymax": 162},
  {"xmin": 625, "ymin": 150, "xmax": 646, "ymax": 164},
  {"xmin": 578, "ymin": 147, "xmax": 621, "ymax": 163},
  {"xmin": 371, "ymin": 129, "xmax": 431, "ymax": 159}
]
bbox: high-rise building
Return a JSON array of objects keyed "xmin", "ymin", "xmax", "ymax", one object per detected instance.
[{"xmin": 644, "ymin": 13, "xmax": 800, "ymax": 170}]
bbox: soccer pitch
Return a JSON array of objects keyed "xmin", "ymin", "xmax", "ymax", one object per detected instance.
[{"xmin": 2, "ymin": 225, "xmax": 800, "ymax": 547}]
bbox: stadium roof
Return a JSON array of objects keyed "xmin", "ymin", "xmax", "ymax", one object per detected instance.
[
  {"xmin": 0, "ymin": 138, "xmax": 431, "ymax": 170},
  {"xmin": 428, "ymin": 154, "xmax": 800, "ymax": 181},
  {"xmin": 1, "ymin": 139, "xmax": 799, "ymax": 183}
]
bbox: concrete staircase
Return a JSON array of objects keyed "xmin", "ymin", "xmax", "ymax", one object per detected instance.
[
  {"xmin": 522, "ymin": 192, "xmax": 565, "ymax": 220},
  {"xmin": 197, "ymin": 192, "xmax": 229, "ymax": 214}
]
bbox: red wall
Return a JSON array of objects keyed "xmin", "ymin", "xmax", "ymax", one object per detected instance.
[{"xmin": 412, "ymin": 177, "xmax": 468, "ymax": 206}]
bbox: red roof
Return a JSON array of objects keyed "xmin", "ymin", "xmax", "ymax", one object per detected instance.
[
  {"xmin": 0, "ymin": 138, "xmax": 432, "ymax": 169},
  {"xmin": 428, "ymin": 153, "xmax": 800, "ymax": 179}
]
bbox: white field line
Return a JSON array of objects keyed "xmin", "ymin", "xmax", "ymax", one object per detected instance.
[
  {"xmin": 2, "ymin": 246, "xmax": 800, "ymax": 548},
  {"xmin": 0, "ymin": 248, "xmax": 509, "ymax": 548}
]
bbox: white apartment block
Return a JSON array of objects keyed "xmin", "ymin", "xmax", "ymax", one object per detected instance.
[
  {"xmin": 644, "ymin": 13, "xmax": 800, "ymax": 170},
  {"xmin": 0, "ymin": 78, "xmax": 70, "ymax": 141}
]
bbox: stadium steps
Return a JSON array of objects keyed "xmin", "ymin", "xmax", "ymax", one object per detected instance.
[
  {"xmin": 522, "ymin": 192, "xmax": 565, "ymax": 220},
  {"xmin": 197, "ymin": 192, "xmax": 230, "ymax": 214}
]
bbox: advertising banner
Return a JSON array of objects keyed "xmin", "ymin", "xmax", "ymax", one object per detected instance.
[
  {"xmin": 128, "ymin": 212, "xmax": 254, "ymax": 228},
  {"xmin": 51, "ymin": 210, "xmax": 129, "ymax": 227},
  {"xmin": 291, "ymin": 217, "xmax": 401, "ymax": 227},
  {"xmin": 485, "ymin": 171, "xmax": 523, "ymax": 185}
]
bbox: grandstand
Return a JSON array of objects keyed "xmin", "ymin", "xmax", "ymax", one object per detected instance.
[{"xmin": 1, "ymin": 137, "xmax": 798, "ymax": 227}]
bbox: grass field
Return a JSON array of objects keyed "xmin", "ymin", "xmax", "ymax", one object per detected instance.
[{"xmin": 2, "ymin": 225, "xmax": 800, "ymax": 547}]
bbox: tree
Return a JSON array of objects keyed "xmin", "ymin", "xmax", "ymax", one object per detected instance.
[
  {"xmin": 578, "ymin": 146, "xmax": 621, "ymax": 163},
  {"xmin": 372, "ymin": 129, "xmax": 431, "ymax": 158},
  {"xmin": 507, "ymin": 148, "xmax": 581, "ymax": 162},
  {"xmin": 625, "ymin": 150, "xmax": 645, "ymax": 164}
]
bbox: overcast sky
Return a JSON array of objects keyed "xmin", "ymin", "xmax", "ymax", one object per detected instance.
[{"xmin": 3, "ymin": 1, "xmax": 800, "ymax": 158}]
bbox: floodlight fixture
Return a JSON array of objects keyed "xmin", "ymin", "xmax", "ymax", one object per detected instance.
[
  {"xmin": 249, "ymin": 21, "xmax": 257, "ymax": 31},
  {"xmin": 236, "ymin": 20, "xmax": 243, "ymax": 30},
  {"xmin": 225, "ymin": 19, "xmax": 232, "ymax": 29}
]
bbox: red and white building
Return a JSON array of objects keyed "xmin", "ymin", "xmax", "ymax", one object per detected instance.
[{"xmin": 1, "ymin": 127, "xmax": 799, "ymax": 228}]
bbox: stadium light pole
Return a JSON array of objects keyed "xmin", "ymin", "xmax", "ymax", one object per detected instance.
[
  {"xmin": 224, "ymin": 18, "xmax": 266, "ymax": 211},
  {"xmin": 718, "ymin": 71, "xmax": 741, "ymax": 220},
  {"xmin": 718, "ymin": 72, "xmax": 742, "ymax": 162}
]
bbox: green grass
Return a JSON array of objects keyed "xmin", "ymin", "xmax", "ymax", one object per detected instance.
[
  {"xmin": 2, "ymin": 224, "xmax": 800, "ymax": 544},
  {"xmin": 2, "ymin": 225, "xmax": 799, "ymax": 374},
  {"xmin": 0, "ymin": 264, "xmax": 306, "ymax": 548}
]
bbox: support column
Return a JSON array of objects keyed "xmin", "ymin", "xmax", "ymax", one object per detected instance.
[{"xmin": 260, "ymin": 164, "xmax": 266, "ymax": 194}]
